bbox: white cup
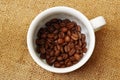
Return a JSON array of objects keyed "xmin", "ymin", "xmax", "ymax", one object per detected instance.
[{"xmin": 27, "ymin": 6, "xmax": 106, "ymax": 73}]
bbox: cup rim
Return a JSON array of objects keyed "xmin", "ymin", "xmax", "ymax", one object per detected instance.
[{"xmin": 27, "ymin": 6, "xmax": 95, "ymax": 73}]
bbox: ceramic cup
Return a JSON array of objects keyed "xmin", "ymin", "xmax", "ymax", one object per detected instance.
[{"xmin": 27, "ymin": 6, "xmax": 106, "ymax": 73}]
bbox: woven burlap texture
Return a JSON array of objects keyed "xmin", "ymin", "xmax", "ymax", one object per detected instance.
[{"xmin": 0, "ymin": 0, "xmax": 120, "ymax": 80}]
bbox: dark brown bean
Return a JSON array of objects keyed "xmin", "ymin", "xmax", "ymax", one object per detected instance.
[
  {"xmin": 57, "ymin": 56, "xmax": 63, "ymax": 61},
  {"xmin": 67, "ymin": 22, "xmax": 75, "ymax": 29},
  {"xmin": 46, "ymin": 57, "xmax": 56, "ymax": 65},
  {"xmin": 77, "ymin": 25, "xmax": 81, "ymax": 32},
  {"xmin": 69, "ymin": 56, "xmax": 76, "ymax": 61},
  {"xmin": 82, "ymin": 47, "xmax": 87, "ymax": 53},
  {"xmin": 64, "ymin": 45, "xmax": 68, "ymax": 52},
  {"xmin": 74, "ymin": 53, "xmax": 83, "ymax": 61},
  {"xmin": 54, "ymin": 50, "xmax": 60, "ymax": 56},
  {"xmin": 67, "ymin": 30, "xmax": 71, "ymax": 36},
  {"xmin": 61, "ymin": 27, "xmax": 68, "ymax": 32},
  {"xmin": 63, "ymin": 19, "xmax": 70, "ymax": 23},
  {"xmin": 62, "ymin": 53, "xmax": 68, "ymax": 60},
  {"xmin": 82, "ymin": 42, "xmax": 87, "ymax": 48},
  {"xmin": 57, "ymin": 38, "xmax": 64, "ymax": 44},
  {"xmin": 54, "ymin": 62, "xmax": 61, "ymax": 68},
  {"xmin": 49, "ymin": 51, "xmax": 54, "ymax": 56},
  {"xmin": 53, "ymin": 23, "xmax": 60, "ymax": 29},
  {"xmin": 69, "ymin": 48, "xmax": 75, "ymax": 56},
  {"xmin": 65, "ymin": 36, "xmax": 70, "ymax": 42},
  {"xmin": 47, "ymin": 34, "xmax": 54, "ymax": 38},
  {"xmin": 60, "ymin": 22, "xmax": 66, "ymax": 27},
  {"xmin": 66, "ymin": 61, "xmax": 72, "ymax": 67},
  {"xmin": 39, "ymin": 47, "xmax": 45, "ymax": 54},
  {"xmin": 71, "ymin": 33, "xmax": 79, "ymax": 40}
]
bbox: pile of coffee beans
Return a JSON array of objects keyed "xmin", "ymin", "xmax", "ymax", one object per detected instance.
[{"xmin": 36, "ymin": 18, "xmax": 87, "ymax": 68}]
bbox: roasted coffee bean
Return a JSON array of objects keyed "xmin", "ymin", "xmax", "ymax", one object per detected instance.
[
  {"xmin": 53, "ymin": 23, "xmax": 60, "ymax": 29},
  {"xmin": 62, "ymin": 53, "xmax": 68, "ymax": 60},
  {"xmin": 57, "ymin": 44, "xmax": 61, "ymax": 50},
  {"xmin": 67, "ymin": 22, "xmax": 75, "ymax": 29},
  {"xmin": 81, "ymin": 34, "xmax": 86, "ymax": 42},
  {"xmin": 82, "ymin": 47, "xmax": 87, "ymax": 53},
  {"xmin": 54, "ymin": 62, "xmax": 61, "ymax": 68},
  {"xmin": 67, "ymin": 30, "xmax": 71, "ymax": 36},
  {"xmin": 71, "ymin": 33, "xmax": 79, "ymax": 40},
  {"xmin": 69, "ymin": 56, "xmax": 76, "ymax": 61},
  {"xmin": 60, "ymin": 22, "xmax": 66, "ymax": 27},
  {"xmin": 60, "ymin": 65, "xmax": 66, "ymax": 68},
  {"xmin": 69, "ymin": 48, "xmax": 75, "ymax": 56},
  {"xmin": 64, "ymin": 45, "xmax": 68, "ymax": 52},
  {"xmin": 47, "ymin": 33, "xmax": 54, "ymax": 38},
  {"xmin": 77, "ymin": 25, "xmax": 81, "ymax": 32},
  {"xmin": 65, "ymin": 36, "xmax": 70, "ymax": 42},
  {"xmin": 82, "ymin": 42, "xmax": 87, "ymax": 48},
  {"xmin": 49, "ymin": 51, "xmax": 54, "ymax": 56},
  {"xmin": 66, "ymin": 60, "xmax": 72, "ymax": 67},
  {"xmin": 54, "ymin": 50, "xmax": 60, "ymax": 56},
  {"xmin": 47, "ymin": 57, "xmax": 56, "ymax": 65},
  {"xmin": 74, "ymin": 53, "xmax": 83, "ymax": 61},
  {"xmin": 57, "ymin": 56, "xmax": 63, "ymax": 61},
  {"xmin": 59, "ymin": 61, "xmax": 64, "ymax": 65},
  {"xmin": 61, "ymin": 27, "xmax": 68, "ymax": 32},
  {"xmin": 36, "ymin": 18, "xmax": 87, "ymax": 68},
  {"xmin": 50, "ymin": 18, "xmax": 59, "ymax": 23},
  {"xmin": 63, "ymin": 19, "xmax": 70, "ymax": 23},
  {"xmin": 39, "ymin": 47, "xmax": 45, "ymax": 54},
  {"xmin": 57, "ymin": 38, "xmax": 64, "ymax": 44}
]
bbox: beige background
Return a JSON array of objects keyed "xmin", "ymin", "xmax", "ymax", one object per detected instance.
[{"xmin": 0, "ymin": 0, "xmax": 120, "ymax": 80}]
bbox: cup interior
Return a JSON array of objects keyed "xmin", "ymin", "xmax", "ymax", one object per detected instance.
[{"xmin": 27, "ymin": 6, "xmax": 95, "ymax": 73}]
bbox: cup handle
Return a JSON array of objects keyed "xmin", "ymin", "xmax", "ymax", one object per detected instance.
[{"xmin": 90, "ymin": 16, "xmax": 106, "ymax": 32}]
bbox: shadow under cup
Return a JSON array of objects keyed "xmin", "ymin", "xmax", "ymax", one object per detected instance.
[{"xmin": 28, "ymin": 7, "xmax": 95, "ymax": 73}]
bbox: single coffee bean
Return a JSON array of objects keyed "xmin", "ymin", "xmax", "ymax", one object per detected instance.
[
  {"xmin": 47, "ymin": 34, "xmax": 54, "ymax": 38},
  {"xmin": 46, "ymin": 57, "xmax": 56, "ymax": 65},
  {"xmin": 57, "ymin": 38, "xmax": 64, "ymax": 44},
  {"xmin": 62, "ymin": 53, "xmax": 68, "ymax": 60},
  {"xmin": 67, "ymin": 22, "xmax": 75, "ymax": 29},
  {"xmin": 69, "ymin": 48, "xmax": 75, "ymax": 56},
  {"xmin": 57, "ymin": 44, "xmax": 61, "ymax": 50},
  {"xmin": 60, "ymin": 22, "xmax": 66, "ymax": 27},
  {"xmin": 49, "ymin": 51, "xmax": 54, "ymax": 56},
  {"xmin": 82, "ymin": 42, "xmax": 87, "ymax": 48},
  {"xmin": 69, "ymin": 56, "xmax": 76, "ymax": 61},
  {"xmin": 53, "ymin": 23, "xmax": 60, "ymax": 29},
  {"xmin": 66, "ymin": 60, "xmax": 72, "ymax": 67},
  {"xmin": 54, "ymin": 50, "xmax": 60, "ymax": 56},
  {"xmin": 67, "ymin": 30, "xmax": 71, "ymax": 36},
  {"xmin": 60, "ymin": 65, "xmax": 66, "ymax": 68},
  {"xmin": 71, "ymin": 33, "xmax": 79, "ymax": 40},
  {"xmin": 50, "ymin": 18, "xmax": 59, "ymax": 23},
  {"xmin": 74, "ymin": 53, "xmax": 83, "ymax": 61},
  {"xmin": 61, "ymin": 27, "xmax": 68, "ymax": 32},
  {"xmin": 64, "ymin": 45, "xmax": 68, "ymax": 52},
  {"xmin": 39, "ymin": 47, "xmax": 45, "ymax": 54},
  {"xmin": 63, "ymin": 19, "xmax": 70, "ymax": 23},
  {"xmin": 65, "ymin": 36, "xmax": 70, "ymax": 42},
  {"xmin": 82, "ymin": 47, "xmax": 87, "ymax": 53},
  {"xmin": 59, "ymin": 61, "xmax": 64, "ymax": 65},
  {"xmin": 54, "ymin": 62, "xmax": 61, "ymax": 68},
  {"xmin": 77, "ymin": 25, "xmax": 81, "ymax": 32},
  {"xmin": 57, "ymin": 56, "xmax": 63, "ymax": 61}
]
